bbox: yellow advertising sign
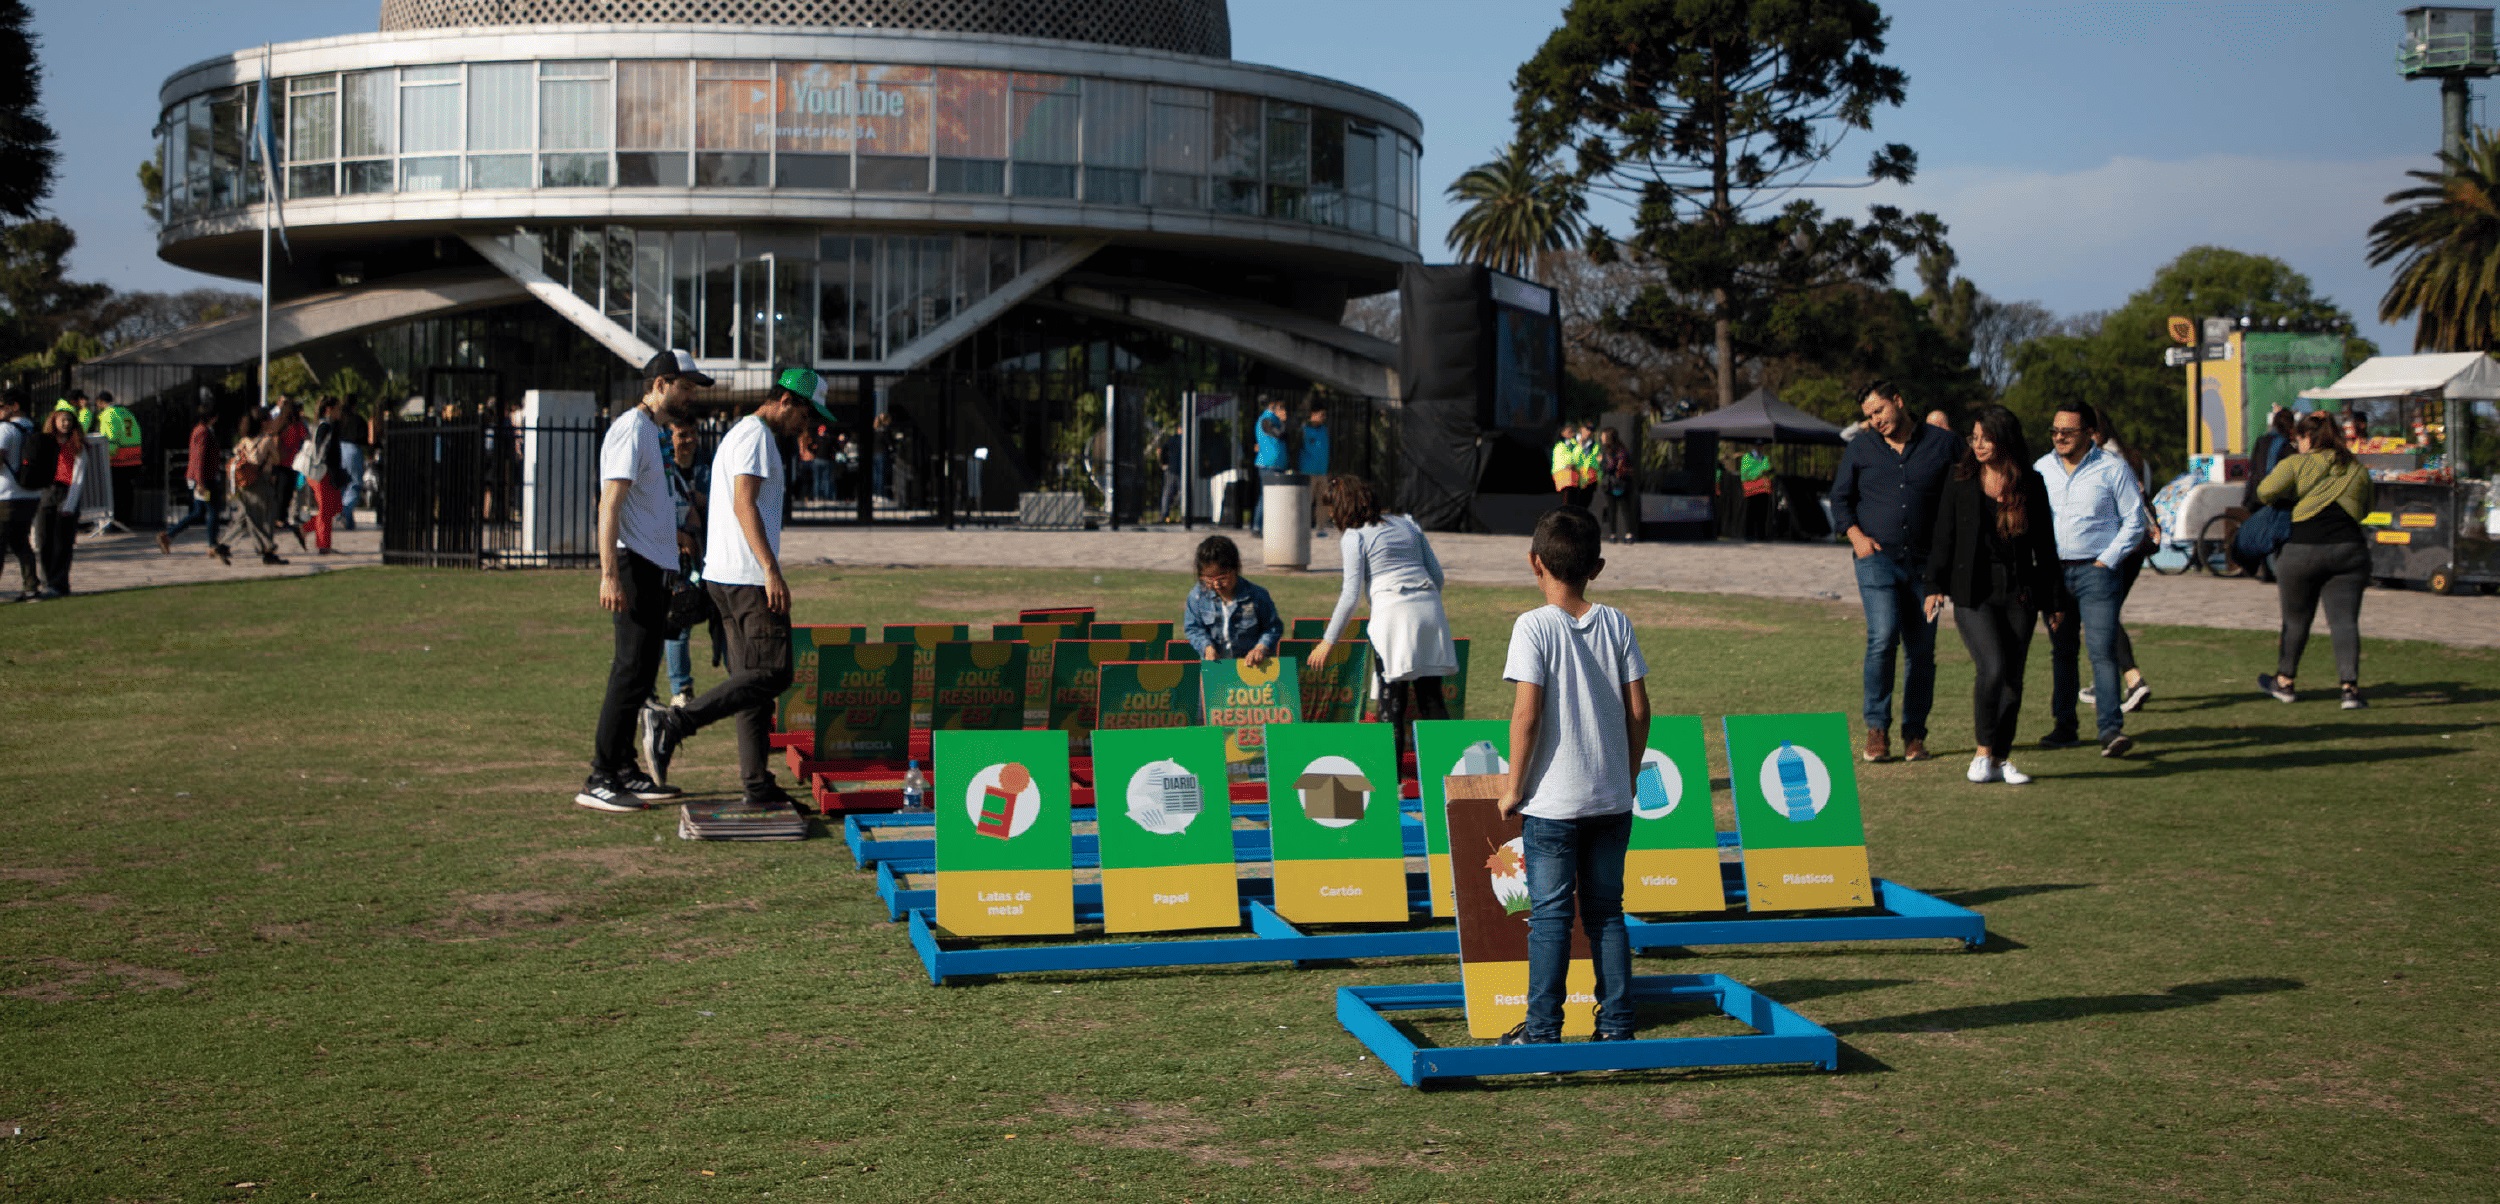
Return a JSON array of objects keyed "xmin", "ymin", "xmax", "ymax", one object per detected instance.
[
  {"xmin": 2376, "ymin": 530, "xmax": 2413, "ymax": 545},
  {"xmin": 2399, "ymin": 512, "xmax": 2439, "ymax": 529}
]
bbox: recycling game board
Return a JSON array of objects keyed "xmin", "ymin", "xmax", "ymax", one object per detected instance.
[
  {"xmin": 1721, "ymin": 712, "xmax": 1872, "ymax": 911},
  {"xmin": 812, "ymin": 642, "xmax": 915, "ymax": 761},
  {"xmin": 1623, "ymin": 715, "xmax": 1728, "ymax": 914},
  {"xmin": 1089, "ymin": 726, "xmax": 1239, "ymax": 933},
  {"xmin": 1261, "ymin": 722, "xmax": 1406, "ymax": 924},
  {"xmin": 1446, "ymin": 783, "xmax": 1597, "ymax": 1039},
  {"xmin": 1094, "ymin": 661, "xmax": 1205, "ymax": 734},
  {"xmin": 1413, "ymin": 718, "xmax": 1510, "ymax": 917},
  {"xmin": 933, "ymin": 729, "xmax": 1075, "ymax": 937},
  {"xmin": 1200, "ymin": 656, "xmax": 1300, "ymax": 784},
  {"xmin": 930, "ymin": 641, "xmax": 1029, "ymax": 731}
]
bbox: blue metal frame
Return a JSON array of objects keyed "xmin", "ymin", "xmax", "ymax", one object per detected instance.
[
  {"xmin": 898, "ymin": 875, "xmax": 1981, "ymax": 983},
  {"xmin": 842, "ymin": 801, "xmax": 1433, "ymax": 870},
  {"xmin": 1335, "ymin": 975, "xmax": 1839, "ymax": 1085}
]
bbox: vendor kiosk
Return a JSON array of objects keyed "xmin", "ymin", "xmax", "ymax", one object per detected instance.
[{"xmin": 2298, "ymin": 353, "xmax": 2500, "ymax": 595}]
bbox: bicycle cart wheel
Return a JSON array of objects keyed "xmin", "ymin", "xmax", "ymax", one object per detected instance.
[
  {"xmin": 2147, "ymin": 544, "xmax": 2192, "ymax": 575},
  {"xmin": 2196, "ymin": 514, "xmax": 2246, "ymax": 578}
]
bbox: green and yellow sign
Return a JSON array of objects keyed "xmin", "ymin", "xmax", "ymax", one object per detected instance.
[
  {"xmin": 779, "ymin": 624, "xmax": 866, "ymax": 735},
  {"xmin": 1262, "ymin": 722, "xmax": 1406, "ymax": 924},
  {"xmin": 1200, "ymin": 657, "xmax": 1300, "ymax": 783},
  {"xmin": 934, "ymin": 729, "xmax": 1075, "ymax": 937},
  {"xmin": 1624, "ymin": 715, "xmax": 1727, "ymax": 914},
  {"xmin": 931, "ymin": 641, "xmax": 1029, "ymax": 731},
  {"xmin": 1046, "ymin": 640, "xmax": 1161, "ymax": 752},
  {"xmin": 1288, "ymin": 616, "xmax": 1366, "ymax": 641},
  {"xmin": 1089, "ymin": 620, "xmax": 1174, "ymax": 643},
  {"xmin": 1089, "ymin": 726, "xmax": 1239, "ymax": 933},
  {"xmin": 1095, "ymin": 660, "xmax": 1204, "ymax": 734},
  {"xmin": 1722, "ymin": 712, "xmax": 1871, "ymax": 911},
  {"xmin": 1282, "ymin": 638, "xmax": 1371, "ymax": 725},
  {"xmin": 993, "ymin": 622, "xmax": 1078, "ymax": 726},
  {"xmin": 882, "ymin": 624, "xmax": 971, "ymax": 728},
  {"xmin": 1414, "ymin": 718, "xmax": 1510, "ymax": 917},
  {"xmin": 813, "ymin": 642, "xmax": 915, "ymax": 761},
  {"xmin": 1448, "ymin": 789, "xmax": 1596, "ymax": 1038}
]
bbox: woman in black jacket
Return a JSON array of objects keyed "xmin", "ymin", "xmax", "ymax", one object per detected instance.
[{"xmin": 1923, "ymin": 405, "xmax": 2064, "ymax": 786}]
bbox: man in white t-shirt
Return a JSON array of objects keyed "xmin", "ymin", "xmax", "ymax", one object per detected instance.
[
  {"xmin": 1495, "ymin": 505, "xmax": 1652, "ymax": 1045},
  {"xmin": 576, "ymin": 350, "xmax": 711, "ymax": 813},
  {"xmin": 644, "ymin": 368, "xmax": 831, "ymax": 811}
]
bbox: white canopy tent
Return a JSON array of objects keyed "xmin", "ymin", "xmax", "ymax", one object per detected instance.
[{"xmin": 2299, "ymin": 352, "xmax": 2500, "ymax": 401}]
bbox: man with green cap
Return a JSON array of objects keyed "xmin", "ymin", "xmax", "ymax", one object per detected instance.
[{"xmin": 641, "ymin": 367, "xmax": 834, "ymax": 812}]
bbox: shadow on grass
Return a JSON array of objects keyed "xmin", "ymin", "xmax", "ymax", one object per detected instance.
[
  {"xmin": 2106, "ymin": 744, "xmax": 2459, "ymax": 779},
  {"xmin": 1928, "ymin": 882, "xmax": 2094, "ymax": 909},
  {"xmin": 1828, "ymin": 976, "xmax": 2304, "ymax": 1036},
  {"xmin": 2143, "ymin": 683, "xmax": 2500, "ymax": 715}
]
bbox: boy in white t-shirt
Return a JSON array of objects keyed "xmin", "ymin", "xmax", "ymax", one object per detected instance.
[
  {"xmin": 644, "ymin": 368, "xmax": 833, "ymax": 811},
  {"xmin": 1496, "ymin": 505, "xmax": 1652, "ymax": 1044}
]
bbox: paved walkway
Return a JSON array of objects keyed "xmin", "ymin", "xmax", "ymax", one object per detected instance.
[{"xmin": 27, "ymin": 519, "xmax": 2496, "ymax": 650}]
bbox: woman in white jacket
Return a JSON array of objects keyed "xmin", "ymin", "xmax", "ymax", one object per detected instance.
[
  {"xmin": 1310, "ymin": 477, "xmax": 1458, "ymax": 754},
  {"xmin": 31, "ymin": 407, "xmax": 94, "ymax": 598}
]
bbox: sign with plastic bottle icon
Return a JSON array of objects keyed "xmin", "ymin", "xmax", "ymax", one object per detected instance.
[
  {"xmin": 1721, "ymin": 713, "xmax": 1872, "ymax": 911},
  {"xmin": 1090, "ymin": 726, "xmax": 1239, "ymax": 933},
  {"xmin": 1413, "ymin": 718, "xmax": 1511, "ymax": 917},
  {"xmin": 1262, "ymin": 722, "xmax": 1406, "ymax": 924},
  {"xmin": 1623, "ymin": 715, "xmax": 1728, "ymax": 914},
  {"xmin": 934, "ymin": 729, "xmax": 1074, "ymax": 936}
]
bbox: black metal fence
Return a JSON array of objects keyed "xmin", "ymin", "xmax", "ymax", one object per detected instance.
[{"xmin": 382, "ymin": 419, "xmax": 603, "ymax": 568}]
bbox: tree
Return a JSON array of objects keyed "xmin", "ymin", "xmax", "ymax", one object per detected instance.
[
  {"xmin": 2369, "ymin": 130, "xmax": 2500, "ymax": 352},
  {"xmin": 138, "ymin": 158, "xmax": 163, "ymax": 228},
  {"xmin": 1514, "ymin": 0, "xmax": 1939, "ymax": 408},
  {"xmin": 2001, "ymin": 247, "xmax": 2369, "ymax": 483},
  {"xmin": 1967, "ymin": 297, "xmax": 2061, "ymax": 398},
  {"xmin": 1444, "ymin": 141, "xmax": 1586, "ymax": 279},
  {"xmin": 0, "ymin": 218, "xmax": 110, "ymax": 364},
  {"xmin": 80, "ymin": 288, "xmax": 257, "ymax": 350},
  {"xmin": 0, "ymin": 1, "xmax": 56, "ymax": 221}
]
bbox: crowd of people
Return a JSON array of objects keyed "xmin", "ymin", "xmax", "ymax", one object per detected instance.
[{"xmin": 1548, "ymin": 422, "xmax": 1639, "ymax": 544}]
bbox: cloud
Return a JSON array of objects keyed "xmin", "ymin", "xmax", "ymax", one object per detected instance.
[{"xmin": 1876, "ymin": 153, "xmax": 2422, "ymax": 344}]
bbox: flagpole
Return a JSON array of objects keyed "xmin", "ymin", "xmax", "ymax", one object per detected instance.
[{"xmin": 258, "ymin": 44, "xmax": 272, "ymax": 414}]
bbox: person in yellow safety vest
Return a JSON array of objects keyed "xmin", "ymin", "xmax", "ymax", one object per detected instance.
[
  {"xmin": 93, "ymin": 391, "xmax": 142, "ymax": 529},
  {"xmin": 1575, "ymin": 425, "xmax": 1603, "ymax": 492},
  {"xmin": 1551, "ymin": 423, "xmax": 1581, "ymax": 495}
]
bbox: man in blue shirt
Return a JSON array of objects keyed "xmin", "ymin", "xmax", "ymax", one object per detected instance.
[
  {"xmin": 1828, "ymin": 381, "xmax": 1962, "ymax": 764},
  {"xmin": 2036, "ymin": 403, "xmax": 2146, "ymax": 757},
  {"xmin": 1250, "ymin": 399, "xmax": 1290, "ymax": 528}
]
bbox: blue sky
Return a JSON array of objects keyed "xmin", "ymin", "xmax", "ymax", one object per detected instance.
[{"xmin": 35, "ymin": 0, "xmax": 2446, "ymax": 349}]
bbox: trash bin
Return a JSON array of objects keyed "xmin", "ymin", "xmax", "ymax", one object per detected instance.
[{"xmin": 1262, "ymin": 471, "xmax": 1310, "ymax": 569}]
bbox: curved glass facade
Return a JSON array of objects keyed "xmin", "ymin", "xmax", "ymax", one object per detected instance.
[{"xmin": 157, "ymin": 58, "xmax": 1422, "ymax": 248}]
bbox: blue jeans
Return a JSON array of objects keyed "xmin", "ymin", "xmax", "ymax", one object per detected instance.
[
  {"xmin": 665, "ymin": 631, "xmax": 694, "ymax": 698},
  {"xmin": 1522, "ymin": 812, "xmax": 1635, "ymax": 1040},
  {"xmin": 337, "ymin": 444, "xmax": 366, "ymax": 528},
  {"xmin": 163, "ymin": 489, "xmax": 220, "ymax": 546},
  {"xmin": 2051, "ymin": 562, "xmax": 2126, "ymax": 739},
  {"xmin": 1854, "ymin": 550, "xmax": 1936, "ymax": 739},
  {"xmin": 809, "ymin": 460, "xmax": 833, "ymax": 501}
]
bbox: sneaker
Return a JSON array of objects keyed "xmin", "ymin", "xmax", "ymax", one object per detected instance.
[
  {"xmin": 743, "ymin": 782, "xmax": 803, "ymax": 812},
  {"xmin": 1590, "ymin": 1030, "xmax": 1636, "ymax": 1042},
  {"xmin": 1862, "ymin": 728, "xmax": 1891, "ymax": 763},
  {"xmin": 2341, "ymin": 684, "xmax": 2367, "ymax": 710},
  {"xmin": 212, "ymin": 543, "xmax": 231, "ymax": 565},
  {"xmin": 2122, "ymin": 679, "xmax": 2152, "ymax": 713},
  {"xmin": 2038, "ymin": 729, "xmax": 2082, "ymax": 749},
  {"xmin": 2100, "ymin": 733, "xmax": 2134, "ymax": 758},
  {"xmin": 261, "ymin": 554, "xmax": 289, "ymax": 566},
  {"xmin": 1998, "ymin": 761, "xmax": 2033, "ymax": 785},
  {"xmin": 616, "ymin": 769, "xmax": 682, "ymax": 802},
  {"xmin": 573, "ymin": 776, "xmax": 646, "ymax": 812},
  {"xmin": 670, "ymin": 691, "xmax": 694, "ymax": 710},
  {"xmin": 2257, "ymin": 674, "xmax": 2296, "ymax": 704},
  {"xmin": 2077, "ymin": 686, "xmax": 2096, "ymax": 706},
  {"xmin": 640, "ymin": 702, "xmax": 682, "ymax": 784},
  {"xmin": 1495, "ymin": 1023, "xmax": 1558, "ymax": 1046},
  {"xmin": 156, "ymin": 532, "xmax": 173, "ymax": 554},
  {"xmin": 1966, "ymin": 754, "xmax": 1999, "ymax": 784},
  {"xmin": 1902, "ymin": 738, "xmax": 1931, "ymax": 763}
]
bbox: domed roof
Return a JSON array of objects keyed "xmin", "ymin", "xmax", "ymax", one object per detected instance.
[{"xmin": 376, "ymin": 0, "xmax": 1231, "ymax": 57}]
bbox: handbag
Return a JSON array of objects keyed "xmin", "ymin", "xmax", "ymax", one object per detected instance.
[
  {"xmin": 2233, "ymin": 504, "xmax": 2291, "ymax": 567},
  {"xmin": 666, "ymin": 573, "xmax": 715, "ymax": 634}
]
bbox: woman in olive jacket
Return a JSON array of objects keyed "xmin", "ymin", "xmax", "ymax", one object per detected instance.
[{"xmin": 1923, "ymin": 405, "xmax": 2065, "ymax": 785}]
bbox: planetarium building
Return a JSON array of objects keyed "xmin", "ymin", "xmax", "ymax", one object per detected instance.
[{"xmin": 125, "ymin": 0, "xmax": 1421, "ymax": 522}]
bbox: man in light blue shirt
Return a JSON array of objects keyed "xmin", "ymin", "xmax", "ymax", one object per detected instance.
[{"xmin": 2034, "ymin": 403, "xmax": 2146, "ymax": 757}]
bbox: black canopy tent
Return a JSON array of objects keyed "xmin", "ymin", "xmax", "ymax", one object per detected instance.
[{"xmin": 1650, "ymin": 388, "xmax": 1844, "ymax": 541}]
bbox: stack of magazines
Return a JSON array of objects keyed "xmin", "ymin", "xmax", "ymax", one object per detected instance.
[{"xmin": 677, "ymin": 800, "xmax": 809, "ymax": 841}]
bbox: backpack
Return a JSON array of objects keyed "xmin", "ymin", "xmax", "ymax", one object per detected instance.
[
  {"xmin": 231, "ymin": 439, "xmax": 265, "ymax": 490},
  {"xmin": 0, "ymin": 417, "xmax": 26, "ymax": 489}
]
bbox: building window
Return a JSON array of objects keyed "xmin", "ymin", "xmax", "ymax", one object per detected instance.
[
  {"xmin": 539, "ymin": 60, "xmax": 610, "ymax": 188},
  {"xmin": 616, "ymin": 60, "xmax": 690, "ymax": 187},
  {"xmin": 339, "ymin": 70, "xmax": 395, "ymax": 195},
  {"xmin": 855, "ymin": 64, "xmax": 931, "ymax": 193},
  {"xmin": 1010, "ymin": 73, "xmax": 1079, "ymax": 199},
  {"xmin": 466, "ymin": 63, "xmax": 532, "ymax": 189},
  {"xmin": 399, "ymin": 65, "xmax": 461, "ymax": 192},
  {"xmin": 935, "ymin": 68, "xmax": 1008, "ymax": 196},
  {"xmin": 1082, "ymin": 78, "xmax": 1145, "ymax": 206},
  {"xmin": 696, "ymin": 59, "xmax": 770, "ymax": 189},
  {"xmin": 286, "ymin": 75, "xmax": 337, "ymax": 200},
  {"xmin": 1210, "ymin": 93, "xmax": 1261, "ymax": 216},
  {"xmin": 1148, "ymin": 87, "xmax": 1208, "ymax": 210},
  {"xmin": 1265, "ymin": 102, "xmax": 1309, "ymax": 222},
  {"xmin": 776, "ymin": 61, "xmax": 853, "ymax": 189}
]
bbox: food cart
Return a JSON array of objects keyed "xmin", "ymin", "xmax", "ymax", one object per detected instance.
[{"xmin": 2298, "ymin": 353, "xmax": 2500, "ymax": 595}]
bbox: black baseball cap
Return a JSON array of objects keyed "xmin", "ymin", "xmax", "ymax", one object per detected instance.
[{"xmin": 641, "ymin": 349, "xmax": 716, "ymax": 387}]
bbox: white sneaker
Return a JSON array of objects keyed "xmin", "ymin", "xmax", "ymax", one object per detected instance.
[
  {"xmin": 1966, "ymin": 754, "xmax": 2000, "ymax": 784},
  {"xmin": 1997, "ymin": 761, "xmax": 2032, "ymax": 785},
  {"xmin": 670, "ymin": 691, "xmax": 693, "ymax": 709}
]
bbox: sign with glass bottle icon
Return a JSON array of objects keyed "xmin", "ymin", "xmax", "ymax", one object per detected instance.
[
  {"xmin": 1413, "ymin": 718, "xmax": 1511, "ymax": 917},
  {"xmin": 1623, "ymin": 716, "xmax": 1728, "ymax": 914},
  {"xmin": 1721, "ymin": 713, "xmax": 1872, "ymax": 911}
]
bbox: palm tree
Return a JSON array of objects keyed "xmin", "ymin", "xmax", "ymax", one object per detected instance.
[
  {"xmin": 2370, "ymin": 131, "xmax": 2500, "ymax": 352},
  {"xmin": 1444, "ymin": 142, "xmax": 1584, "ymax": 279}
]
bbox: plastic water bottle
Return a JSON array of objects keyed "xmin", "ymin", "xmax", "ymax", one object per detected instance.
[
  {"xmin": 1774, "ymin": 742, "xmax": 1815, "ymax": 821},
  {"xmin": 902, "ymin": 760, "xmax": 926, "ymax": 812}
]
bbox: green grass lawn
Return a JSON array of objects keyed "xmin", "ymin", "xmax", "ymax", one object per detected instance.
[{"xmin": 2, "ymin": 564, "xmax": 2495, "ymax": 1201}]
